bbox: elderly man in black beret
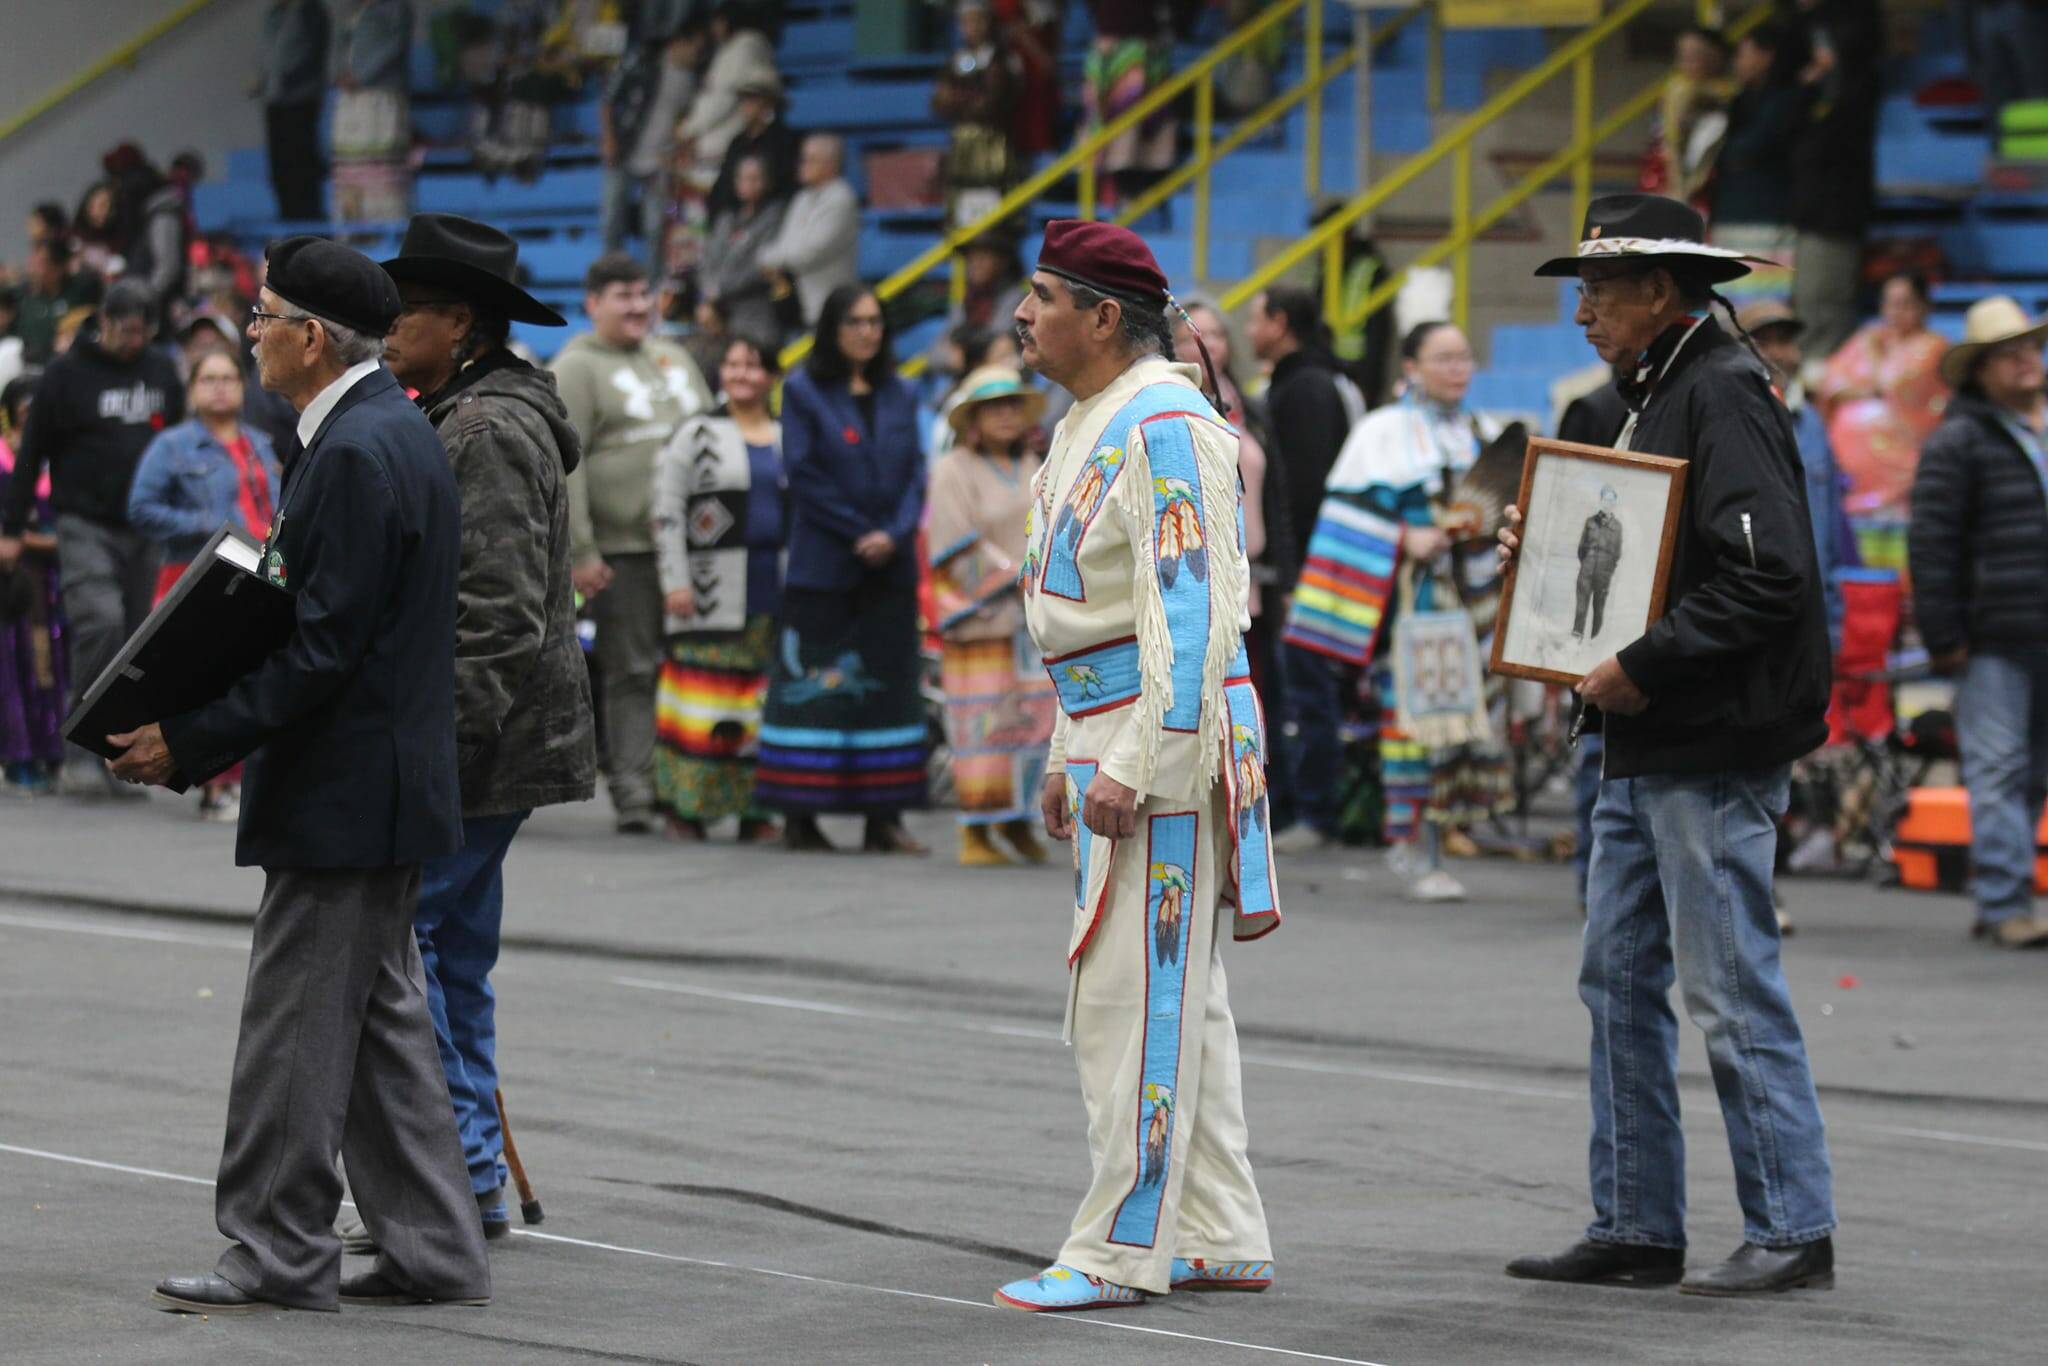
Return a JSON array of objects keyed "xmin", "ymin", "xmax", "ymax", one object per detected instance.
[{"xmin": 110, "ymin": 237, "xmax": 490, "ymax": 1314}]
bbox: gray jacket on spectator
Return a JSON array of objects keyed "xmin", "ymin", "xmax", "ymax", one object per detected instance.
[
  {"xmin": 337, "ymin": 0, "xmax": 413, "ymax": 91},
  {"xmin": 420, "ymin": 350, "xmax": 597, "ymax": 818},
  {"xmin": 263, "ymin": 0, "xmax": 331, "ymax": 105},
  {"xmin": 758, "ymin": 178, "xmax": 861, "ymax": 326}
]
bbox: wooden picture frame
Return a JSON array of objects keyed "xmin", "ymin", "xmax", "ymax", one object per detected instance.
[{"xmin": 1489, "ymin": 437, "xmax": 1688, "ymax": 686}]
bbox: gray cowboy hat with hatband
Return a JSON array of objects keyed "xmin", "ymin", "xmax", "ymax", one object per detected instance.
[
  {"xmin": 1534, "ymin": 193, "xmax": 1781, "ymax": 286},
  {"xmin": 380, "ymin": 213, "xmax": 567, "ymax": 327}
]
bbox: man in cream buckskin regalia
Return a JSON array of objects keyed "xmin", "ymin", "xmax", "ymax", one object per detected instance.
[{"xmin": 994, "ymin": 219, "xmax": 1280, "ymax": 1314}]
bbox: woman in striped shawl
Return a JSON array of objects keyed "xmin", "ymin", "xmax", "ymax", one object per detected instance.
[{"xmin": 1283, "ymin": 321, "xmax": 1513, "ymax": 901}]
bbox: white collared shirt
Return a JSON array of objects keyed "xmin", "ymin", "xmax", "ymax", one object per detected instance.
[{"xmin": 295, "ymin": 359, "xmax": 384, "ymax": 448}]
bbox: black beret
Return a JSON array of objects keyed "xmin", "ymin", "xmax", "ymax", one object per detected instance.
[{"xmin": 265, "ymin": 235, "xmax": 403, "ymax": 337}]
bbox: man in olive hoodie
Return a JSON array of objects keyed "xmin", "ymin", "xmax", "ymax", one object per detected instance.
[{"xmin": 550, "ymin": 252, "xmax": 711, "ymax": 832}]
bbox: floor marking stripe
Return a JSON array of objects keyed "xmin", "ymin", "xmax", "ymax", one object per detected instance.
[
  {"xmin": 516, "ymin": 1229, "xmax": 1389, "ymax": 1364},
  {"xmin": 7, "ymin": 911, "xmax": 2037, "ymax": 1160},
  {"xmin": 0, "ymin": 1142, "xmax": 217, "ymax": 1187},
  {"xmin": 1856, "ymin": 1124, "xmax": 2048, "ymax": 1154},
  {"xmin": 0, "ymin": 910, "xmax": 248, "ymax": 950},
  {"xmin": 0, "ymin": 1141, "xmax": 1386, "ymax": 1366},
  {"xmin": 608, "ymin": 975, "xmax": 2048, "ymax": 1154}
]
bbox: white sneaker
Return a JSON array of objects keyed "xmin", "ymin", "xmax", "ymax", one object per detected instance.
[
  {"xmin": 1271, "ymin": 825, "xmax": 1335, "ymax": 855},
  {"xmin": 1409, "ymin": 869, "xmax": 1467, "ymax": 903}
]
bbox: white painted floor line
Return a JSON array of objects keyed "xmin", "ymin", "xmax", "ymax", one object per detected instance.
[
  {"xmin": 0, "ymin": 1142, "xmax": 216, "ymax": 1187},
  {"xmin": 0, "ymin": 1140, "xmax": 1386, "ymax": 1366},
  {"xmin": 1856, "ymin": 1124, "xmax": 2048, "ymax": 1155},
  {"xmin": 609, "ymin": 973, "xmax": 2048, "ymax": 1157},
  {"xmin": 0, "ymin": 909, "xmax": 248, "ymax": 950},
  {"xmin": 8, "ymin": 912, "xmax": 2038, "ymax": 1160},
  {"xmin": 517, "ymin": 1228, "xmax": 1389, "ymax": 1365}
]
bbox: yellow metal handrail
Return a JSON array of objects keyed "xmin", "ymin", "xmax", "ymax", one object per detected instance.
[
  {"xmin": 1217, "ymin": 0, "xmax": 1661, "ymax": 324},
  {"xmin": 1333, "ymin": 3, "xmax": 1773, "ymax": 335},
  {"xmin": 0, "ymin": 0, "xmax": 222, "ymax": 146},
  {"xmin": 1112, "ymin": 4, "xmax": 1424, "ymax": 278},
  {"xmin": 781, "ymin": 0, "xmax": 1353, "ymax": 372}
]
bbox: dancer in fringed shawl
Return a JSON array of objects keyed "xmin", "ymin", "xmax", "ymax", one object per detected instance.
[
  {"xmin": 993, "ymin": 219, "xmax": 1278, "ymax": 1314},
  {"xmin": 926, "ymin": 366, "xmax": 1058, "ymax": 865},
  {"xmin": 1283, "ymin": 321, "xmax": 1512, "ymax": 903}
]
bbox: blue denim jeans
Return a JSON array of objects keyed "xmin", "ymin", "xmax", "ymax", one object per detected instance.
[
  {"xmin": 1581, "ymin": 766, "xmax": 1835, "ymax": 1249},
  {"xmin": 1572, "ymin": 732, "xmax": 1605, "ymax": 904},
  {"xmin": 416, "ymin": 810, "xmax": 530, "ymax": 1195},
  {"xmin": 1280, "ymin": 642, "xmax": 1346, "ymax": 836},
  {"xmin": 1955, "ymin": 647, "xmax": 2048, "ymax": 926}
]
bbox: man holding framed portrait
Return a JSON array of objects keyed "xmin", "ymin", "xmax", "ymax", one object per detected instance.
[{"xmin": 1496, "ymin": 194, "xmax": 1838, "ymax": 1298}]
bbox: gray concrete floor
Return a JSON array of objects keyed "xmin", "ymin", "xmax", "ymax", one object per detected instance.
[{"xmin": 1, "ymin": 791, "xmax": 2042, "ymax": 1364}]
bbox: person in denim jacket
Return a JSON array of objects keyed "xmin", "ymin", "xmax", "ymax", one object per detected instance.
[{"xmin": 127, "ymin": 348, "xmax": 281, "ymax": 820}]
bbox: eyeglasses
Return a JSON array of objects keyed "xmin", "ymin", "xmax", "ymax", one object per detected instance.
[
  {"xmin": 248, "ymin": 307, "xmax": 311, "ymax": 330},
  {"xmin": 841, "ymin": 315, "xmax": 885, "ymax": 331},
  {"xmin": 1575, "ymin": 275, "xmax": 1646, "ymax": 307}
]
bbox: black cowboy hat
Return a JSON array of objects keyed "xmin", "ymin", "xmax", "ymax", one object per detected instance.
[
  {"xmin": 381, "ymin": 213, "xmax": 566, "ymax": 327},
  {"xmin": 1533, "ymin": 193, "xmax": 1779, "ymax": 285}
]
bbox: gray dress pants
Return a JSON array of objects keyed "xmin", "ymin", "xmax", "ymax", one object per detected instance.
[
  {"xmin": 590, "ymin": 551, "xmax": 662, "ymax": 821},
  {"xmin": 53, "ymin": 514, "xmax": 159, "ymax": 769},
  {"xmin": 214, "ymin": 865, "xmax": 491, "ymax": 1310}
]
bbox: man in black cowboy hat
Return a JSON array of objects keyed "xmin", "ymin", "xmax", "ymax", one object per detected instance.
[
  {"xmin": 111, "ymin": 236, "xmax": 490, "ymax": 1313},
  {"xmin": 338, "ymin": 214, "xmax": 597, "ymax": 1259},
  {"xmin": 1499, "ymin": 194, "xmax": 1838, "ymax": 1296}
]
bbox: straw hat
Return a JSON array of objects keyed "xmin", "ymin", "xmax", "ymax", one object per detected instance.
[
  {"xmin": 1939, "ymin": 295, "xmax": 2048, "ymax": 388},
  {"xmin": 947, "ymin": 366, "xmax": 1046, "ymax": 436},
  {"xmin": 1734, "ymin": 298, "xmax": 1802, "ymax": 337}
]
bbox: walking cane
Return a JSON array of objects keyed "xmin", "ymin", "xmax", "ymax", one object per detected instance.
[{"xmin": 495, "ymin": 1087, "xmax": 543, "ymax": 1226}]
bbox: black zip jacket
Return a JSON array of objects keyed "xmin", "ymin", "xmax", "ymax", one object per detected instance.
[
  {"xmin": 1907, "ymin": 393, "xmax": 2048, "ymax": 656},
  {"xmin": 2, "ymin": 334, "xmax": 184, "ymax": 536},
  {"xmin": 1265, "ymin": 348, "xmax": 1352, "ymax": 589},
  {"xmin": 1600, "ymin": 319, "xmax": 1831, "ymax": 778}
]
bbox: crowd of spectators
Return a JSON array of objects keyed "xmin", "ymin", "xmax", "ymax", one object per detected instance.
[{"xmin": 2, "ymin": 0, "xmax": 2043, "ymax": 941}]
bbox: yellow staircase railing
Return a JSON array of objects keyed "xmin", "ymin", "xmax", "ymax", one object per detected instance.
[
  {"xmin": 1331, "ymin": 3, "xmax": 1773, "ymax": 340},
  {"xmin": 1220, "ymin": 0, "xmax": 1769, "ymax": 341},
  {"xmin": 783, "ymin": 0, "xmax": 1413, "ymax": 374},
  {"xmin": 0, "ymin": 0, "xmax": 223, "ymax": 147}
]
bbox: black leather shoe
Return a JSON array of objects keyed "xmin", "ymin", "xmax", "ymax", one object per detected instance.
[
  {"xmin": 152, "ymin": 1272, "xmax": 264, "ymax": 1314},
  {"xmin": 1505, "ymin": 1239, "xmax": 1684, "ymax": 1287},
  {"xmin": 1680, "ymin": 1237, "xmax": 1834, "ymax": 1295},
  {"xmin": 340, "ymin": 1269, "xmax": 489, "ymax": 1307}
]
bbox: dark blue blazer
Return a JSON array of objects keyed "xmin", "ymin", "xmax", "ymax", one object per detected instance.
[
  {"xmin": 780, "ymin": 365, "xmax": 925, "ymax": 592},
  {"xmin": 161, "ymin": 368, "xmax": 464, "ymax": 870}
]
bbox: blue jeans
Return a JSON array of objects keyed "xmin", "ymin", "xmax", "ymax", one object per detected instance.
[
  {"xmin": 1581, "ymin": 767, "xmax": 1835, "ymax": 1249},
  {"xmin": 1280, "ymin": 642, "xmax": 1346, "ymax": 836},
  {"xmin": 1572, "ymin": 732, "xmax": 1605, "ymax": 904},
  {"xmin": 1955, "ymin": 647, "xmax": 2048, "ymax": 926},
  {"xmin": 416, "ymin": 810, "xmax": 530, "ymax": 1195}
]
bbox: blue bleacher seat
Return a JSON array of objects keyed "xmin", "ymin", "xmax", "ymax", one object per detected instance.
[{"xmin": 416, "ymin": 167, "xmax": 607, "ymax": 217}]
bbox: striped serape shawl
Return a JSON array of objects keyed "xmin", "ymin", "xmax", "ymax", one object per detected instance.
[{"xmin": 1282, "ymin": 395, "xmax": 1501, "ymax": 668}]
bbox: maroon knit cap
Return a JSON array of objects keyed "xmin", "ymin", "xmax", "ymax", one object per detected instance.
[{"xmin": 1035, "ymin": 219, "xmax": 1170, "ymax": 305}]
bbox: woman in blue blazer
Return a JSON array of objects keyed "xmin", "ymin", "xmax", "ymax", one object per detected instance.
[
  {"xmin": 758, "ymin": 284, "xmax": 931, "ymax": 852},
  {"xmin": 126, "ymin": 347, "xmax": 282, "ymax": 819}
]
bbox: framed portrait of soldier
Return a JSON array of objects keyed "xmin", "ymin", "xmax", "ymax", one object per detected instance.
[{"xmin": 1491, "ymin": 438, "xmax": 1688, "ymax": 685}]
